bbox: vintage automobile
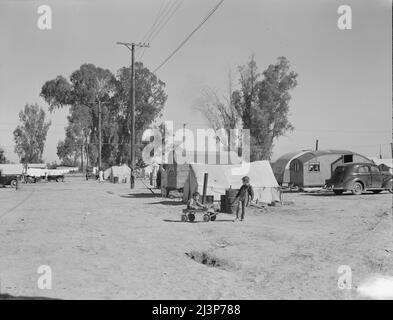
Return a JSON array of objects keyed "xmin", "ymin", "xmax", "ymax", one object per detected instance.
[
  {"xmin": 326, "ymin": 163, "xmax": 393, "ymax": 195},
  {"xmin": 0, "ymin": 172, "xmax": 18, "ymax": 187},
  {"xmin": 0, "ymin": 164, "xmax": 23, "ymax": 188}
]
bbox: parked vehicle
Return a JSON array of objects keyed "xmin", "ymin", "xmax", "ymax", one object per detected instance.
[
  {"xmin": 0, "ymin": 164, "xmax": 23, "ymax": 188},
  {"xmin": 47, "ymin": 169, "xmax": 65, "ymax": 182},
  {"xmin": 85, "ymin": 167, "xmax": 98, "ymax": 180},
  {"xmin": 326, "ymin": 163, "xmax": 393, "ymax": 195},
  {"xmin": 0, "ymin": 172, "xmax": 19, "ymax": 187}
]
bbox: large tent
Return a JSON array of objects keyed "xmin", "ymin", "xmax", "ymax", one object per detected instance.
[
  {"xmin": 104, "ymin": 164, "xmax": 131, "ymax": 183},
  {"xmin": 0, "ymin": 164, "xmax": 24, "ymax": 175},
  {"xmin": 182, "ymin": 161, "xmax": 281, "ymax": 204}
]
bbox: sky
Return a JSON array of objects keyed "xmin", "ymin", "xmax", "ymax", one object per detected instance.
[{"xmin": 0, "ymin": 0, "xmax": 391, "ymax": 163}]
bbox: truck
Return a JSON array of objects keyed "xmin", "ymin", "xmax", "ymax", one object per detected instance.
[
  {"xmin": 0, "ymin": 164, "xmax": 24, "ymax": 188},
  {"xmin": 47, "ymin": 169, "xmax": 65, "ymax": 182}
]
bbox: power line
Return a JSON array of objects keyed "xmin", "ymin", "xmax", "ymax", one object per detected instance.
[
  {"xmin": 149, "ymin": 0, "xmax": 185, "ymax": 42},
  {"xmin": 139, "ymin": 0, "xmax": 186, "ymax": 60},
  {"xmin": 138, "ymin": 0, "xmax": 180, "ymax": 60},
  {"xmin": 137, "ymin": 0, "xmax": 170, "ymax": 59},
  {"xmin": 139, "ymin": 0, "xmax": 171, "ymax": 44},
  {"xmin": 153, "ymin": 0, "xmax": 225, "ymax": 73}
]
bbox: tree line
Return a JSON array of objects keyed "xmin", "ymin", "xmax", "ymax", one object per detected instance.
[
  {"xmin": 195, "ymin": 55, "xmax": 297, "ymax": 161},
  {"xmin": 11, "ymin": 56, "xmax": 297, "ymax": 166}
]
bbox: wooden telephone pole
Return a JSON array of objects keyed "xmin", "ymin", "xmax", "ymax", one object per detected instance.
[{"xmin": 116, "ymin": 41, "xmax": 150, "ymax": 189}]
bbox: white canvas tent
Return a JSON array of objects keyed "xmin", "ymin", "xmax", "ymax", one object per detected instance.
[
  {"xmin": 27, "ymin": 163, "xmax": 47, "ymax": 169},
  {"xmin": 370, "ymin": 158, "xmax": 393, "ymax": 173},
  {"xmin": 0, "ymin": 164, "xmax": 24, "ymax": 175},
  {"xmin": 182, "ymin": 161, "xmax": 281, "ymax": 204},
  {"xmin": 104, "ymin": 164, "xmax": 131, "ymax": 183},
  {"xmin": 26, "ymin": 168, "xmax": 47, "ymax": 177}
]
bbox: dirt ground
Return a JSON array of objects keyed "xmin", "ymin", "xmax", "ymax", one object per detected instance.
[{"xmin": 0, "ymin": 177, "xmax": 392, "ymax": 299}]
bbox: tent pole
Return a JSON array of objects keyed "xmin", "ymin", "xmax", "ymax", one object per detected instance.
[{"xmin": 202, "ymin": 173, "xmax": 208, "ymax": 204}]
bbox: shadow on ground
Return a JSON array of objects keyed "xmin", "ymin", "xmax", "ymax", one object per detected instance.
[
  {"xmin": 147, "ymin": 200, "xmax": 184, "ymax": 206},
  {"xmin": 120, "ymin": 193, "xmax": 161, "ymax": 198},
  {"xmin": 300, "ymin": 192, "xmax": 384, "ymax": 197},
  {"xmin": 0, "ymin": 293, "xmax": 61, "ymax": 300},
  {"xmin": 163, "ymin": 219, "xmax": 235, "ymax": 223}
]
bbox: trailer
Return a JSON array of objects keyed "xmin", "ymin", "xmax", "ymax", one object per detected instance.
[{"xmin": 47, "ymin": 169, "xmax": 65, "ymax": 182}]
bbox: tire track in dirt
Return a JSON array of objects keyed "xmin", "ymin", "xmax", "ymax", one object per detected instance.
[{"xmin": 0, "ymin": 189, "xmax": 36, "ymax": 220}]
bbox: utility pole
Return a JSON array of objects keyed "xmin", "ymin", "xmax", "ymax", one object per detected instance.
[
  {"xmin": 117, "ymin": 41, "xmax": 150, "ymax": 189},
  {"xmin": 98, "ymin": 99, "xmax": 102, "ymax": 170},
  {"xmin": 81, "ymin": 143, "xmax": 84, "ymax": 172},
  {"xmin": 182, "ymin": 123, "xmax": 186, "ymax": 158},
  {"xmin": 391, "ymin": 142, "xmax": 393, "ymax": 158}
]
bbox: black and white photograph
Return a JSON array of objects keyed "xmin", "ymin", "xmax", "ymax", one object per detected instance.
[{"xmin": 0, "ymin": 0, "xmax": 392, "ymax": 305}]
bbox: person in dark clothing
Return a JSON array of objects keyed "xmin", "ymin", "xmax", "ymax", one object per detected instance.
[
  {"xmin": 156, "ymin": 169, "xmax": 161, "ymax": 189},
  {"xmin": 234, "ymin": 176, "xmax": 254, "ymax": 221}
]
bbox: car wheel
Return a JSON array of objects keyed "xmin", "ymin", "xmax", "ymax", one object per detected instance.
[
  {"xmin": 333, "ymin": 190, "xmax": 344, "ymax": 195},
  {"xmin": 351, "ymin": 182, "xmax": 363, "ymax": 195},
  {"xmin": 10, "ymin": 179, "xmax": 17, "ymax": 188}
]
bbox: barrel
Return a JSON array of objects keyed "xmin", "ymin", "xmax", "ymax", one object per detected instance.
[
  {"xmin": 220, "ymin": 195, "xmax": 226, "ymax": 213},
  {"xmin": 205, "ymin": 195, "xmax": 214, "ymax": 205},
  {"xmin": 225, "ymin": 188, "xmax": 239, "ymax": 214}
]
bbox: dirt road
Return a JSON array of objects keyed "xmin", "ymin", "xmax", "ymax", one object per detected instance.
[{"xmin": 0, "ymin": 177, "xmax": 392, "ymax": 299}]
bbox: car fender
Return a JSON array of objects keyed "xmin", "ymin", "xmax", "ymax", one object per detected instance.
[{"xmin": 343, "ymin": 178, "xmax": 364, "ymax": 189}]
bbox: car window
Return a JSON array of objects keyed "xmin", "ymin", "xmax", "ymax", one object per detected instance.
[
  {"xmin": 357, "ymin": 166, "xmax": 370, "ymax": 173},
  {"xmin": 370, "ymin": 166, "xmax": 380, "ymax": 173}
]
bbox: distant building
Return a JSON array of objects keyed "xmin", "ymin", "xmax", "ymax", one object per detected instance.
[{"xmin": 272, "ymin": 149, "xmax": 372, "ymax": 188}]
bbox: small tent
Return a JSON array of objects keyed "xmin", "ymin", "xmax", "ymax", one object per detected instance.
[
  {"xmin": 163, "ymin": 149, "xmax": 242, "ymax": 192},
  {"xmin": 182, "ymin": 161, "xmax": 281, "ymax": 204},
  {"xmin": 370, "ymin": 158, "xmax": 393, "ymax": 173},
  {"xmin": 104, "ymin": 164, "xmax": 131, "ymax": 183}
]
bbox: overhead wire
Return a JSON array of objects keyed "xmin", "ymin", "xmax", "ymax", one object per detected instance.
[{"xmin": 153, "ymin": 0, "xmax": 225, "ymax": 73}]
